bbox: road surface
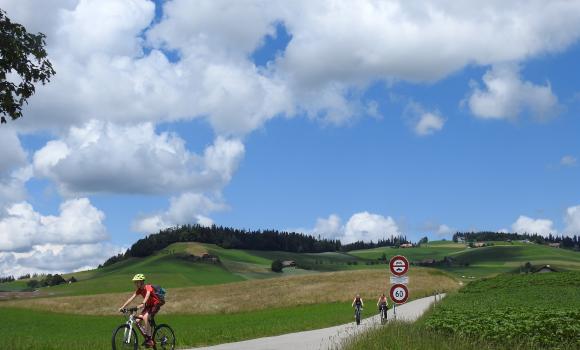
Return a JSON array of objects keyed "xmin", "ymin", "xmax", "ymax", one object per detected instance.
[{"xmin": 187, "ymin": 294, "xmax": 445, "ymax": 350}]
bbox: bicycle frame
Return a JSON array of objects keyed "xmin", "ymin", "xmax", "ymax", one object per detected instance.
[{"xmin": 121, "ymin": 308, "xmax": 152, "ymax": 344}]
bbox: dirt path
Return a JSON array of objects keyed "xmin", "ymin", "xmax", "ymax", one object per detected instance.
[{"xmin": 186, "ymin": 294, "xmax": 445, "ymax": 350}]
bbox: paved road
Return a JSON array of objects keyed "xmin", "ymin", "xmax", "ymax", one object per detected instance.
[{"xmin": 186, "ymin": 294, "xmax": 445, "ymax": 350}]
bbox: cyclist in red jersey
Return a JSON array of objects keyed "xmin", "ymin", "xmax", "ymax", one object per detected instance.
[{"xmin": 119, "ymin": 274, "xmax": 161, "ymax": 348}]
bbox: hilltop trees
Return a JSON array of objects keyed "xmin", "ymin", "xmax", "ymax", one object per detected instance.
[{"xmin": 453, "ymin": 232, "xmax": 579, "ymax": 251}]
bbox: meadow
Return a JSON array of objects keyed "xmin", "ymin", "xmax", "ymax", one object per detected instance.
[{"xmin": 343, "ymin": 271, "xmax": 580, "ymax": 350}]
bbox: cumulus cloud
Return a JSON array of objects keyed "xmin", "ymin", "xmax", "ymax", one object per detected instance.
[
  {"xmin": 511, "ymin": 215, "xmax": 557, "ymax": 237},
  {"xmin": 311, "ymin": 212, "xmax": 401, "ymax": 244},
  {"xmin": 561, "ymin": 155, "xmax": 577, "ymax": 167},
  {"xmin": 468, "ymin": 65, "xmax": 559, "ymax": 120},
  {"xmin": 132, "ymin": 192, "xmax": 225, "ymax": 234},
  {"xmin": 5, "ymin": 0, "xmax": 580, "ymax": 134},
  {"xmin": 33, "ymin": 121, "xmax": 245, "ymax": 195},
  {"xmin": 0, "ymin": 242, "xmax": 124, "ymax": 276},
  {"xmin": 564, "ymin": 205, "xmax": 580, "ymax": 234},
  {"xmin": 0, "ymin": 198, "xmax": 108, "ymax": 252},
  {"xmin": 405, "ymin": 102, "xmax": 445, "ymax": 136}
]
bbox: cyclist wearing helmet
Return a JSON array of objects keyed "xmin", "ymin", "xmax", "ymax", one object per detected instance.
[{"xmin": 118, "ymin": 274, "xmax": 162, "ymax": 348}]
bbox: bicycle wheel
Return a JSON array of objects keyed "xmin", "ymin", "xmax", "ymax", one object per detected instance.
[
  {"xmin": 112, "ymin": 324, "xmax": 138, "ymax": 350},
  {"xmin": 153, "ymin": 324, "xmax": 176, "ymax": 350}
]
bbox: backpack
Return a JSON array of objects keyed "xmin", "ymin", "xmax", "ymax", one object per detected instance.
[{"xmin": 152, "ymin": 285, "xmax": 166, "ymax": 305}]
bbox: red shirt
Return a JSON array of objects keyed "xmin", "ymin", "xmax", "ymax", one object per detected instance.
[{"xmin": 136, "ymin": 284, "xmax": 160, "ymax": 306}]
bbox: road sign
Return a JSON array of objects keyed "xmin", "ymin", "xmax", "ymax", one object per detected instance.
[
  {"xmin": 390, "ymin": 283, "xmax": 409, "ymax": 304},
  {"xmin": 390, "ymin": 275, "xmax": 409, "ymax": 284},
  {"xmin": 389, "ymin": 255, "xmax": 409, "ymax": 276}
]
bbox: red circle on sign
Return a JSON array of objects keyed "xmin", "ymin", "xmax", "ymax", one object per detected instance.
[
  {"xmin": 389, "ymin": 255, "xmax": 409, "ymax": 276},
  {"xmin": 390, "ymin": 284, "xmax": 409, "ymax": 304}
]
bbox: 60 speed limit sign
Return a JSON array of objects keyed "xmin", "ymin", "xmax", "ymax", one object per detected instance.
[{"xmin": 390, "ymin": 283, "xmax": 409, "ymax": 304}]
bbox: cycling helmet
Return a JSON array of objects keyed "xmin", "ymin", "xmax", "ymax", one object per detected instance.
[{"xmin": 132, "ymin": 273, "xmax": 146, "ymax": 281}]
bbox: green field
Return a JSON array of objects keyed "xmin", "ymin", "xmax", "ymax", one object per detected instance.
[
  {"xmin": 344, "ymin": 271, "xmax": 580, "ymax": 350},
  {"xmin": 2, "ymin": 302, "xmax": 378, "ymax": 350},
  {"xmin": 0, "ymin": 242, "xmax": 379, "ymax": 296}
]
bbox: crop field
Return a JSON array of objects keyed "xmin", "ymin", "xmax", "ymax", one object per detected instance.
[
  {"xmin": 423, "ymin": 271, "xmax": 580, "ymax": 349},
  {"xmin": 0, "ymin": 268, "xmax": 459, "ymax": 315}
]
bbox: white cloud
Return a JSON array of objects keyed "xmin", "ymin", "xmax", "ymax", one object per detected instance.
[
  {"xmin": 435, "ymin": 224, "xmax": 454, "ymax": 237},
  {"xmin": 511, "ymin": 215, "xmax": 557, "ymax": 237},
  {"xmin": 132, "ymin": 192, "xmax": 225, "ymax": 234},
  {"xmin": 7, "ymin": 0, "xmax": 580, "ymax": 134},
  {"xmin": 468, "ymin": 64, "xmax": 559, "ymax": 120},
  {"xmin": 0, "ymin": 198, "xmax": 108, "ymax": 252},
  {"xmin": 313, "ymin": 214, "xmax": 343, "ymax": 239},
  {"xmin": 343, "ymin": 212, "xmax": 401, "ymax": 244},
  {"xmin": 0, "ymin": 242, "xmax": 124, "ymax": 276},
  {"xmin": 0, "ymin": 128, "xmax": 31, "ymax": 208},
  {"xmin": 33, "ymin": 121, "xmax": 245, "ymax": 195},
  {"xmin": 415, "ymin": 113, "xmax": 445, "ymax": 136},
  {"xmin": 404, "ymin": 102, "xmax": 445, "ymax": 136},
  {"xmin": 561, "ymin": 155, "xmax": 577, "ymax": 167},
  {"xmin": 310, "ymin": 212, "xmax": 400, "ymax": 244},
  {"xmin": 564, "ymin": 205, "xmax": 580, "ymax": 234}
]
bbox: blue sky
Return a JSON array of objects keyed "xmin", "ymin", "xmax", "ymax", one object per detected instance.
[{"xmin": 0, "ymin": 0, "xmax": 579, "ymax": 275}]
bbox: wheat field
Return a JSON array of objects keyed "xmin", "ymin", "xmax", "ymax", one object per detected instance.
[{"xmin": 0, "ymin": 267, "xmax": 459, "ymax": 315}]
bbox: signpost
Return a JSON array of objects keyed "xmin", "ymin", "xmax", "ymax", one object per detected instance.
[
  {"xmin": 389, "ymin": 283, "xmax": 409, "ymax": 304},
  {"xmin": 389, "ymin": 255, "xmax": 409, "ymax": 276},
  {"xmin": 389, "ymin": 255, "xmax": 410, "ymax": 319}
]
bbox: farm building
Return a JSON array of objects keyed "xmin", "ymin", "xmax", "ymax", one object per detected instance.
[
  {"xmin": 281, "ymin": 260, "xmax": 297, "ymax": 268},
  {"xmin": 400, "ymin": 243, "xmax": 413, "ymax": 248},
  {"xmin": 533, "ymin": 265, "xmax": 558, "ymax": 273},
  {"xmin": 548, "ymin": 243, "xmax": 560, "ymax": 248}
]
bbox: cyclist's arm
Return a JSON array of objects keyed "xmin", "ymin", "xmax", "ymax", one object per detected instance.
[
  {"xmin": 351, "ymin": 298, "xmax": 355, "ymax": 307},
  {"xmin": 141, "ymin": 290, "xmax": 151, "ymax": 307},
  {"xmin": 119, "ymin": 292, "xmax": 137, "ymax": 310},
  {"xmin": 361, "ymin": 300, "xmax": 364, "ymax": 307}
]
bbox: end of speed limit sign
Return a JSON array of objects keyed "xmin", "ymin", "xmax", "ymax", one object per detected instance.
[{"xmin": 390, "ymin": 283, "xmax": 409, "ymax": 304}]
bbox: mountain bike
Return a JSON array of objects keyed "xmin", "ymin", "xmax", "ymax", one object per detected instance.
[
  {"xmin": 354, "ymin": 305, "xmax": 362, "ymax": 325},
  {"xmin": 112, "ymin": 307, "xmax": 176, "ymax": 350},
  {"xmin": 379, "ymin": 303, "xmax": 388, "ymax": 324}
]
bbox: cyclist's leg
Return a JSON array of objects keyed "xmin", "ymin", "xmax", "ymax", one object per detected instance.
[{"xmin": 141, "ymin": 310, "xmax": 152, "ymax": 338}]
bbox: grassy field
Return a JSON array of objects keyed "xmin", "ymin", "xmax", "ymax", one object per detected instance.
[
  {"xmin": 339, "ymin": 322, "xmax": 539, "ymax": 350},
  {"xmin": 349, "ymin": 241, "xmax": 466, "ymax": 262},
  {"xmin": 344, "ymin": 271, "xmax": 580, "ymax": 350},
  {"xmin": 0, "ymin": 267, "xmax": 459, "ymax": 349},
  {"xmin": 0, "ymin": 242, "xmax": 377, "ymax": 295},
  {"xmin": 0, "ymin": 268, "xmax": 459, "ymax": 315},
  {"xmin": 1, "ymin": 302, "xmax": 375, "ymax": 350}
]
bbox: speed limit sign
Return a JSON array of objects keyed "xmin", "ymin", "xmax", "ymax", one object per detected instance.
[{"xmin": 390, "ymin": 283, "xmax": 409, "ymax": 304}]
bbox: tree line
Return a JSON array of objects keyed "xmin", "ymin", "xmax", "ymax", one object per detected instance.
[
  {"xmin": 100, "ymin": 224, "xmax": 344, "ymax": 267},
  {"xmin": 453, "ymin": 231, "xmax": 580, "ymax": 250},
  {"xmin": 340, "ymin": 236, "xmax": 411, "ymax": 251}
]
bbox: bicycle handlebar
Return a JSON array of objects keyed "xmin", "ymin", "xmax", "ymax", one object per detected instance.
[{"xmin": 120, "ymin": 307, "xmax": 139, "ymax": 313}]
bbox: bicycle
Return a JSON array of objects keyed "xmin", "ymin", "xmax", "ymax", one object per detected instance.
[
  {"xmin": 354, "ymin": 305, "xmax": 363, "ymax": 325},
  {"xmin": 112, "ymin": 307, "xmax": 176, "ymax": 350},
  {"xmin": 379, "ymin": 303, "xmax": 388, "ymax": 324}
]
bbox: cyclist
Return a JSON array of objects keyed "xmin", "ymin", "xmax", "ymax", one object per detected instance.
[
  {"xmin": 377, "ymin": 292, "xmax": 389, "ymax": 315},
  {"xmin": 351, "ymin": 293, "xmax": 364, "ymax": 318},
  {"xmin": 118, "ymin": 274, "xmax": 162, "ymax": 348}
]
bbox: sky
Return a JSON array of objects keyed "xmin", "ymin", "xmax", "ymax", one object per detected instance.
[{"xmin": 0, "ymin": 0, "xmax": 579, "ymax": 276}]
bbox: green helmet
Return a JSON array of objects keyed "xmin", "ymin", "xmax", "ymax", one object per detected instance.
[{"xmin": 132, "ymin": 273, "xmax": 146, "ymax": 281}]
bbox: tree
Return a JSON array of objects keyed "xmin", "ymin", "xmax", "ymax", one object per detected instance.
[
  {"xmin": 419, "ymin": 236, "xmax": 429, "ymax": 245},
  {"xmin": 0, "ymin": 9, "xmax": 55, "ymax": 124},
  {"xmin": 271, "ymin": 260, "xmax": 283, "ymax": 273}
]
